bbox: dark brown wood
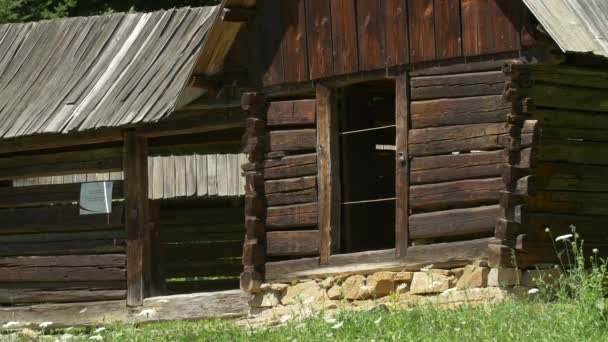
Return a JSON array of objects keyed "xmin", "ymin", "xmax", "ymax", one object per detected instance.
[
  {"xmin": 411, "ymin": 71, "xmax": 506, "ymax": 100},
  {"xmin": 411, "ymin": 95, "xmax": 509, "ymax": 128},
  {"xmin": 408, "ymin": 0, "xmax": 435, "ymax": 62},
  {"xmin": 123, "ymin": 131, "xmax": 150, "ymax": 307},
  {"xmin": 535, "ymin": 142, "xmax": 608, "ymax": 166},
  {"xmin": 357, "ymin": 0, "xmax": 386, "ymax": 71},
  {"xmin": 0, "ymin": 147, "xmax": 122, "ymax": 181},
  {"xmin": 410, "ymin": 178, "xmax": 504, "ymax": 211},
  {"xmin": 265, "ymin": 257, "xmax": 320, "ymax": 280},
  {"xmin": 0, "ymin": 289, "xmax": 126, "ymax": 304},
  {"xmin": 490, "ymin": 0, "xmax": 520, "ymax": 53},
  {"xmin": 260, "ymin": 0, "xmax": 284, "ymax": 86},
  {"xmin": 528, "ymin": 191, "xmax": 608, "ymax": 216},
  {"xmin": 243, "ymin": 153, "xmax": 317, "ymax": 180},
  {"xmin": 523, "ymin": 83, "xmax": 608, "ymax": 113},
  {"xmin": 534, "ymin": 163, "xmax": 608, "ymax": 192},
  {"xmin": 396, "ymin": 73, "xmax": 410, "ymax": 257},
  {"xmin": 434, "ymin": 0, "xmax": 462, "ymax": 59},
  {"xmin": 282, "ymin": 0, "xmax": 309, "ymax": 83},
  {"xmin": 330, "ymin": 0, "xmax": 359, "ymax": 75},
  {"xmin": 411, "ymin": 151, "xmax": 505, "ymax": 185},
  {"xmin": 0, "ymin": 204, "xmax": 124, "ymax": 234},
  {"xmin": 266, "ymin": 202, "xmax": 318, "ymax": 229},
  {"xmin": 221, "ymin": 7, "xmax": 256, "ymax": 22},
  {"xmin": 266, "ymin": 188, "xmax": 317, "ymax": 206},
  {"xmin": 410, "ymin": 205, "xmax": 500, "ymax": 239},
  {"xmin": 266, "ymin": 230, "xmax": 320, "ymax": 257},
  {"xmin": 139, "ymin": 109, "xmax": 248, "ymax": 138},
  {"xmin": 385, "ymin": 0, "xmax": 409, "ymax": 65},
  {"xmin": 166, "ymin": 258, "xmax": 243, "ymax": 278},
  {"xmin": 529, "ymin": 108, "xmax": 608, "ymax": 130},
  {"xmin": 267, "ymin": 100, "xmax": 316, "ymax": 127},
  {"xmin": 0, "ymin": 182, "xmax": 124, "ymax": 209},
  {"xmin": 269, "ymin": 129, "xmax": 317, "ymax": 152},
  {"xmin": 165, "ymin": 241, "xmax": 243, "ymax": 261},
  {"xmin": 265, "ymin": 176, "xmax": 317, "ymax": 194},
  {"xmin": 461, "ymin": 0, "xmax": 494, "ymax": 56},
  {"xmin": 0, "ymin": 255, "xmax": 126, "ymax": 282},
  {"xmin": 0, "ymin": 230, "xmax": 126, "ymax": 256},
  {"xmin": 409, "ymin": 123, "xmax": 510, "ymax": 157},
  {"xmin": 306, "ymin": 0, "xmax": 333, "ymax": 79},
  {"xmin": 316, "ymin": 84, "xmax": 340, "ymax": 263}
]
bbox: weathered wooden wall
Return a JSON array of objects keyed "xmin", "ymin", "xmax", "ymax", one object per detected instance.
[
  {"xmin": 259, "ymin": 0, "xmax": 534, "ymax": 86},
  {"xmin": 492, "ymin": 64, "xmax": 608, "ymax": 267}
]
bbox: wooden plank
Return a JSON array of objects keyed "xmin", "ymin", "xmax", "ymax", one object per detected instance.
[
  {"xmin": 536, "ymin": 141, "xmax": 608, "ymax": 166},
  {"xmin": 151, "ymin": 155, "xmax": 164, "ymax": 200},
  {"xmin": 266, "ymin": 188, "xmax": 317, "ymax": 206},
  {"xmin": 524, "ymin": 83, "xmax": 608, "ymax": 113},
  {"xmin": 410, "ymin": 178, "xmax": 504, "ymax": 211},
  {"xmin": 395, "ymin": 73, "xmax": 409, "ymax": 257},
  {"xmin": 404, "ymin": 238, "xmax": 491, "ymax": 267},
  {"xmin": 0, "ymin": 289, "xmax": 125, "ymax": 304},
  {"xmin": 411, "ymin": 95, "xmax": 509, "ymax": 128},
  {"xmin": 305, "ymin": 0, "xmax": 333, "ymax": 79},
  {"xmin": 165, "ymin": 259, "xmax": 243, "ymax": 278},
  {"xmin": 161, "ymin": 206, "xmax": 244, "ymax": 226},
  {"xmin": 164, "ymin": 241, "xmax": 243, "ymax": 261},
  {"xmin": 0, "ymin": 204, "xmax": 124, "ymax": 234},
  {"xmin": 266, "ymin": 230, "xmax": 320, "ymax": 257},
  {"xmin": 196, "ymin": 154, "xmax": 208, "ymax": 196},
  {"xmin": 461, "ymin": 0, "xmax": 494, "ymax": 56},
  {"xmin": 0, "ymin": 182, "xmax": 124, "ymax": 209},
  {"xmin": 513, "ymin": 64, "xmax": 608, "ymax": 90},
  {"xmin": 385, "ymin": 0, "xmax": 409, "ymax": 65},
  {"xmin": 409, "ymin": 123, "xmax": 510, "ymax": 157},
  {"xmin": 0, "ymin": 235, "xmax": 126, "ymax": 257},
  {"xmin": 269, "ymin": 129, "xmax": 317, "ymax": 152},
  {"xmin": 316, "ymin": 84, "xmax": 340, "ymax": 262},
  {"xmin": 411, "ymin": 151, "xmax": 505, "ymax": 185},
  {"xmin": 330, "ymin": 0, "xmax": 358, "ymax": 75},
  {"xmin": 217, "ymin": 154, "xmax": 229, "ymax": 196},
  {"xmin": 490, "ymin": 0, "xmax": 520, "ymax": 53},
  {"xmin": 160, "ymin": 225, "xmax": 244, "ymax": 243},
  {"xmin": 266, "ymin": 202, "xmax": 318, "ymax": 229},
  {"xmin": 174, "ymin": 156, "xmax": 187, "ymax": 198},
  {"xmin": 244, "ymin": 153, "xmax": 317, "ymax": 180},
  {"xmin": 409, "ymin": 205, "xmax": 500, "ymax": 239},
  {"xmin": 207, "ymin": 154, "xmax": 219, "ymax": 196},
  {"xmin": 356, "ymin": 0, "xmax": 385, "ymax": 71},
  {"xmin": 265, "ymin": 176, "xmax": 317, "ymax": 194},
  {"xmin": 0, "ymin": 129, "xmax": 122, "ymax": 155},
  {"xmin": 434, "ymin": 0, "xmax": 462, "ymax": 59},
  {"xmin": 162, "ymin": 156, "xmax": 176, "ymax": 199},
  {"xmin": 410, "ymin": 71, "xmax": 506, "ymax": 100},
  {"xmin": 260, "ymin": 0, "xmax": 284, "ymax": 86},
  {"xmin": 185, "ymin": 155, "xmax": 197, "ymax": 197},
  {"xmin": 535, "ymin": 163, "xmax": 608, "ymax": 192},
  {"xmin": 0, "ymin": 147, "xmax": 122, "ymax": 181},
  {"xmin": 282, "ymin": 0, "xmax": 309, "ymax": 83},
  {"xmin": 267, "ymin": 100, "xmax": 316, "ymax": 127},
  {"xmin": 528, "ymin": 191, "xmax": 608, "ymax": 216},
  {"xmin": 0, "ymin": 255, "xmax": 125, "ymax": 282},
  {"xmin": 408, "ymin": 0, "xmax": 435, "ymax": 62}
]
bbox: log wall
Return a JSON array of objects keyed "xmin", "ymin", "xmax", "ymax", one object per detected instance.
[{"xmin": 490, "ymin": 64, "xmax": 608, "ymax": 268}]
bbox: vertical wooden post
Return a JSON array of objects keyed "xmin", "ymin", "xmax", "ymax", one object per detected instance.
[
  {"xmin": 123, "ymin": 130, "xmax": 150, "ymax": 306},
  {"xmin": 317, "ymin": 84, "xmax": 341, "ymax": 264},
  {"xmin": 148, "ymin": 200, "xmax": 166, "ymax": 296},
  {"xmin": 396, "ymin": 73, "xmax": 410, "ymax": 258}
]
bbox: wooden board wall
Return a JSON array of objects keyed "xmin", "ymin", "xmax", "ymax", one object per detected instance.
[{"xmin": 259, "ymin": 0, "xmax": 531, "ymax": 86}]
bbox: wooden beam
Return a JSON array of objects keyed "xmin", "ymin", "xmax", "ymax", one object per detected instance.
[
  {"xmin": 0, "ymin": 129, "xmax": 122, "ymax": 156},
  {"xmin": 396, "ymin": 73, "xmax": 410, "ymax": 257},
  {"xmin": 410, "ymin": 205, "xmax": 500, "ymax": 239},
  {"xmin": 123, "ymin": 131, "xmax": 150, "ymax": 307},
  {"xmin": 0, "ymin": 182, "xmax": 124, "ymax": 209},
  {"xmin": 139, "ymin": 109, "xmax": 247, "ymax": 138},
  {"xmin": 221, "ymin": 7, "xmax": 256, "ymax": 22},
  {"xmin": 316, "ymin": 84, "xmax": 340, "ymax": 263}
]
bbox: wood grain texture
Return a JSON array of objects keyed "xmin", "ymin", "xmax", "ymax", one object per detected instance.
[
  {"xmin": 266, "ymin": 230, "xmax": 320, "ymax": 257},
  {"xmin": 0, "ymin": 182, "xmax": 123, "ymax": 209},
  {"xmin": 434, "ymin": 0, "xmax": 462, "ymax": 59},
  {"xmin": 410, "ymin": 71, "xmax": 506, "ymax": 100},
  {"xmin": 409, "ymin": 205, "xmax": 500, "ymax": 239},
  {"xmin": 282, "ymin": 0, "xmax": 309, "ymax": 83},
  {"xmin": 266, "ymin": 202, "xmax": 318, "ymax": 229},
  {"xmin": 330, "ymin": 0, "xmax": 359, "ymax": 74},
  {"xmin": 411, "ymin": 151, "xmax": 505, "ymax": 185},
  {"xmin": 385, "ymin": 0, "xmax": 409, "ymax": 65},
  {"xmin": 267, "ymin": 100, "xmax": 316, "ymax": 127},
  {"xmin": 265, "ymin": 176, "xmax": 317, "ymax": 194},
  {"xmin": 411, "ymin": 95, "xmax": 509, "ymax": 128},
  {"xmin": 306, "ymin": 0, "xmax": 333, "ymax": 79},
  {"xmin": 408, "ymin": 0, "xmax": 435, "ymax": 62},
  {"xmin": 269, "ymin": 129, "xmax": 317, "ymax": 152},
  {"xmin": 396, "ymin": 73, "xmax": 410, "ymax": 257},
  {"xmin": 410, "ymin": 177, "xmax": 504, "ymax": 211},
  {"xmin": 244, "ymin": 153, "xmax": 317, "ymax": 180},
  {"xmin": 357, "ymin": 0, "xmax": 386, "ymax": 70}
]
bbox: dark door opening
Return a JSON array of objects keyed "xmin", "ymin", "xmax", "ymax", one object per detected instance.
[{"xmin": 339, "ymin": 80, "xmax": 396, "ymax": 253}]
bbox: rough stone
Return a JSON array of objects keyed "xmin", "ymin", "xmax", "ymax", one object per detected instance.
[
  {"xmin": 431, "ymin": 269, "xmax": 452, "ymax": 276},
  {"xmin": 521, "ymin": 269, "xmax": 562, "ymax": 287},
  {"xmin": 456, "ymin": 265, "xmax": 489, "ymax": 290},
  {"xmin": 394, "ymin": 271, "xmax": 414, "ymax": 283},
  {"xmin": 320, "ymin": 277, "xmax": 335, "ymax": 289},
  {"xmin": 473, "ymin": 259, "xmax": 489, "ymax": 267},
  {"xmin": 410, "ymin": 272, "xmax": 455, "ymax": 294},
  {"xmin": 342, "ymin": 275, "xmax": 372, "ymax": 300},
  {"xmin": 367, "ymin": 272, "xmax": 396, "ymax": 297},
  {"xmin": 488, "ymin": 268, "xmax": 522, "ymax": 287},
  {"xmin": 327, "ymin": 285, "xmax": 343, "ymax": 300},
  {"xmin": 451, "ymin": 267, "xmax": 465, "ymax": 279},
  {"xmin": 281, "ymin": 280, "xmax": 328, "ymax": 305},
  {"xmin": 270, "ymin": 283, "xmax": 290, "ymax": 292},
  {"xmin": 250, "ymin": 291, "xmax": 281, "ymax": 308},
  {"xmin": 17, "ymin": 329, "xmax": 39, "ymax": 341},
  {"xmin": 395, "ymin": 282, "xmax": 409, "ymax": 294}
]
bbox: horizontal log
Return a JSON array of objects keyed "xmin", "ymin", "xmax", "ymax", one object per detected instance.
[
  {"xmin": 410, "ymin": 151, "xmax": 505, "ymax": 185},
  {"xmin": 159, "ymin": 224, "xmax": 244, "ymax": 243},
  {"xmin": 534, "ymin": 163, "xmax": 608, "ymax": 192},
  {"xmin": 269, "ymin": 129, "xmax": 317, "ymax": 152},
  {"xmin": 0, "ymin": 147, "xmax": 122, "ymax": 181},
  {"xmin": 536, "ymin": 141, "xmax": 608, "ymax": 166},
  {"xmin": 266, "ymin": 230, "xmax": 320, "ymax": 257},
  {"xmin": 266, "ymin": 188, "xmax": 317, "ymax": 206},
  {"xmin": 411, "ymin": 95, "xmax": 509, "ymax": 129},
  {"xmin": 409, "ymin": 205, "xmax": 500, "ymax": 239},
  {"xmin": 528, "ymin": 191, "xmax": 608, "ymax": 216},
  {"xmin": 410, "ymin": 71, "xmax": 506, "ymax": 100},
  {"xmin": 164, "ymin": 241, "xmax": 243, "ymax": 262},
  {"xmin": 329, "ymin": 249, "xmax": 396, "ymax": 266},
  {"xmin": 0, "ymin": 255, "xmax": 126, "ymax": 282},
  {"xmin": 530, "ymin": 108, "xmax": 608, "ymax": 130},
  {"xmin": 139, "ymin": 108, "xmax": 248, "ymax": 138},
  {"xmin": 523, "ymin": 212, "xmax": 608, "ymax": 241},
  {"xmin": 264, "ymin": 176, "xmax": 317, "ymax": 194},
  {"xmin": 166, "ymin": 279, "xmax": 239, "ymax": 294},
  {"xmin": 409, "ymin": 123, "xmax": 510, "ymax": 157},
  {"xmin": 0, "ymin": 230, "xmax": 125, "ymax": 245},
  {"xmin": 513, "ymin": 64, "xmax": 608, "ymax": 90},
  {"xmin": 0, "ymin": 254, "xmax": 125, "ymax": 268},
  {"xmin": 410, "ymin": 178, "xmax": 504, "ymax": 211},
  {"xmin": 267, "ymin": 100, "xmax": 316, "ymax": 126},
  {"xmin": 243, "ymin": 153, "xmax": 317, "ymax": 180},
  {"xmin": 0, "ymin": 182, "xmax": 124, "ymax": 209},
  {"xmin": 165, "ymin": 258, "xmax": 242, "ymax": 278},
  {"xmin": 160, "ymin": 207, "xmax": 243, "ymax": 226},
  {"xmin": 0, "ymin": 289, "xmax": 126, "ymax": 304},
  {"xmin": 0, "ymin": 203, "xmax": 124, "ymax": 234},
  {"xmin": 524, "ymin": 83, "xmax": 608, "ymax": 113},
  {"xmin": 0, "ymin": 238, "xmax": 126, "ymax": 257},
  {"xmin": 266, "ymin": 202, "xmax": 318, "ymax": 229},
  {"xmin": 405, "ymin": 238, "xmax": 492, "ymax": 266}
]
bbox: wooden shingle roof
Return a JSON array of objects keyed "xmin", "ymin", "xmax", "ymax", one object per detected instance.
[{"xmin": 0, "ymin": 6, "xmax": 218, "ymax": 139}]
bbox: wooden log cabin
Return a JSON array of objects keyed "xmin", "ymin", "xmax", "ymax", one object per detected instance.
[{"xmin": 236, "ymin": 0, "xmax": 608, "ymax": 291}]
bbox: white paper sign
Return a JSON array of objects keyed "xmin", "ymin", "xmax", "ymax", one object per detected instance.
[{"xmin": 80, "ymin": 182, "xmax": 113, "ymax": 215}]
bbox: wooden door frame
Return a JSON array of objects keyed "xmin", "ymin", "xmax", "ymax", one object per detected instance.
[{"xmin": 316, "ymin": 71, "xmax": 411, "ymax": 264}]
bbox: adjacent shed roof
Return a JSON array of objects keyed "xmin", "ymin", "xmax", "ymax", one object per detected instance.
[
  {"xmin": 0, "ymin": 6, "xmax": 218, "ymax": 139},
  {"xmin": 523, "ymin": 0, "xmax": 608, "ymax": 57}
]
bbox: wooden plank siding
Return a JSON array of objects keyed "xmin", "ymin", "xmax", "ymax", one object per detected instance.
[{"xmin": 260, "ymin": 0, "xmax": 530, "ymax": 87}]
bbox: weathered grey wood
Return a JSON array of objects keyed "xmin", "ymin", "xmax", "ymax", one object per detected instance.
[
  {"xmin": 266, "ymin": 230, "xmax": 320, "ymax": 257},
  {"xmin": 151, "ymin": 156, "xmax": 164, "ymax": 200},
  {"xmin": 264, "ymin": 176, "xmax": 317, "ymax": 194},
  {"xmin": 0, "ymin": 182, "xmax": 124, "ymax": 208},
  {"xmin": 266, "ymin": 202, "xmax": 318, "ymax": 229},
  {"xmin": 0, "ymin": 289, "xmax": 126, "ymax": 304},
  {"xmin": 409, "ymin": 123, "xmax": 510, "ymax": 157},
  {"xmin": 410, "ymin": 178, "xmax": 504, "ymax": 211},
  {"xmin": 217, "ymin": 154, "xmax": 229, "ymax": 196},
  {"xmin": 244, "ymin": 153, "xmax": 317, "ymax": 180},
  {"xmin": 174, "ymin": 155, "xmax": 187, "ymax": 197},
  {"xmin": 266, "ymin": 188, "xmax": 317, "ymax": 206},
  {"xmin": 410, "ymin": 71, "xmax": 506, "ymax": 100},
  {"xmin": 196, "ymin": 154, "xmax": 208, "ymax": 196},
  {"xmin": 207, "ymin": 154, "xmax": 218, "ymax": 196},
  {"xmin": 269, "ymin": 129, "xmax": 317, "ymax": 152},
  {"xmin": 185, "ymin": 155, "xmax": 197, "ymax": 196},
  {"xmin": 409, "ymin": 205, "xmax": 500, "ymax": 239},
  {"xmin": 411, "ymin": 151, "xmax": 505, "ymax": 185},
  {"xmin": 411, "ymin": 95, "xmax": 509, "ymax": 128}
]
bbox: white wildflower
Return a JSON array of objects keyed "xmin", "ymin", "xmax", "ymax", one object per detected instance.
[
  {"xmin": 138, "ymin": 309, "xmax": 157, "ymax": 317},
  {"xmin": 374, "ymin": 317, "xmax": 383, "ymax": 325},
  {"xmin": 39, "ymin": 321, "xmax": 53, "ymax": 328},
  {"xmin": 331, "ymin": 322, "xmax": 344, "ymax": 329},
  {"xmin": 324, "ymin": 317, "xmax": 337, "ymax": 324},
  {"xmin": 93, "ymin": 327, "xmax": 106, "ymax": 333},
  {"xmin": 280, "ymin": 315, "xmax": 291, "ymax": 323},
  {"xmin": 89, "ymin": 335, "xmax": 103, "ymax": 341},
  {"xmin": 555, "ymin": 234, "xmax": 573, "ymax": 242},
  {"xmin": 397, "ymin": 283, "xmax": 408, "ymax": 291},
  {"xmin": 2, "ymin": 321, "xmax": 19, "ymax": 328},
  {"xmin": 544, "ymin": 227, "xmax": 551, "ymax": 233},
  {"xmin": 593, "ymin": 248, "xmax": 599, "ymax": 254},
  {"xmin": 79, "ymin": 308, "xmax": 88, "ymax": 314},
  {"xmin": 528, "ymin": 288, "xmax": 539, "ymax": 295}
]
